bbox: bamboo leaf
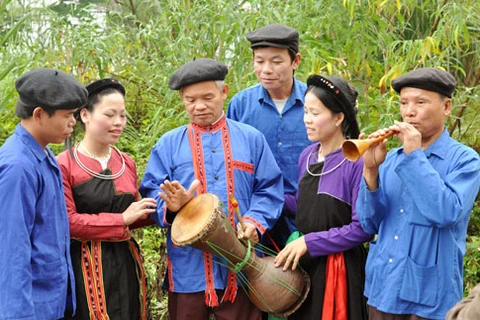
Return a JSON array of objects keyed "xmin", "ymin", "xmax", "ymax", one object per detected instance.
[{"xmin": 0, "ymin": 13, "xmax": 31, "ymax": 47}]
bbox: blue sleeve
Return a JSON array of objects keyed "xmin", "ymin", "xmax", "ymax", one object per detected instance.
[
  {"xmin": 0, "ymin": 163, "xmax": 37, "ymax": 319},
  {"xmin": 396, "ymin": 148, "xmax": 480, "ymax": 227}
]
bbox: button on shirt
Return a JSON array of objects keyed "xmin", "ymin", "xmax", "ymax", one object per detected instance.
[
  {"xmin": 227, "ymin": 78, "xmax": 310, "ymax": 194},
  {"xmin": 356, "ymin": 129, "xmax": 480, "ymax": 319}
]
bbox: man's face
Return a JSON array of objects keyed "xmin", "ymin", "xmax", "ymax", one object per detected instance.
[
  {"xmin": 180, "ymin": 81, "xmax": 228, "ymax": 127},
  {"xmin": 38, "ymin": 108, "xmax": 77, "ymax": 146},
  {"xmin": 253, "ymin": 47, "xmax": 300, "ymax": 93},
  {"xmin": 399, "ymin": 87, "xmax": 451, "ymax": 142}
]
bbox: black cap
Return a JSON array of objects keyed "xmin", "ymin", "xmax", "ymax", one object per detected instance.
[
  {"xmin": 307, "ymin": 74, "xmax": 358, "ymax": 112},
  {"xmin": 15, "ymin": 68, "xmax": 87, "ymax": 113},
  {"xmin": 168, "ymin": 58, "xmax": 228, "ymax": 90},
  {"xmin": 247, "ymin": 24, "xmax": 299, "ymax": 54},
  {"xmin": 86, "ymin": 78, "xmax": 125, "ymax": 97},
  {"xmin": 391, "ymin": 68, "xmax": 456, "ymax": 98}
]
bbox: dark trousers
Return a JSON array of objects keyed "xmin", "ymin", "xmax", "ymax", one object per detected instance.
[
  {"xmin": 369, "ymin": 306, "xmax": 429, "ymax": 320},
  {"xmin": 168, "ymin": 289, "xmax": 262, "ymax": 320}
]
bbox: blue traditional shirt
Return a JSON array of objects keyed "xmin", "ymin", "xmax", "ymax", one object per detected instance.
[
  {"xmin": 0, "ymin": 124, "xmax": 76, "ymax": 320},
  {"xmin": 227, "ymin": 78, "xmax": 309, "ymax": 195},
  {"xmin": 357, "ymin": 129, "xmax": 480, "ymax": 319},
  {"xmin": 139, "ymin": 117, "xmax": 283, "ymax": 302}
]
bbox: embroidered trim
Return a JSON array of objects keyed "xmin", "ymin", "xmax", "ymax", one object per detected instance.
[
  {"xmin": 221, "ymin": 125, "xmax": 238, "ymax": 303},
  {"xmin": 93, "ymin": 241, "xmax": 108, "ymax": 319},
  {"xmin": 167, "ymin": 257, "xmax": 174, "ymax": 292},
  {"xmin": 128, "ymin": 241, "xmax": 148, "ymax": 320},
  {"xmin": 190, "ymin": 116, "xmax": 226, "ymax": 133},
  {"xmin": 244, "ymin": 216, "xmax": 266, "ymax": 234},
  {"xmin": 188, "ymin": 125, "xmax": 217, "ymax": 306},
  {"xmin": 81, "ymin": 241, "xmax": 107, "ymax": 319},
  {"xmin": 232, "ymin": 160, "xmax": 254, "ymax": 174}
]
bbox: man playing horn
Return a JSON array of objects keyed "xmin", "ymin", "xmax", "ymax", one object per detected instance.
[
  {"xmin": 140, "ymin": 58, "xmax": 284, "ymax": 320},
  {"xmin": 356, "ymin": 67, "xmax": 480, "ymax": 319}
]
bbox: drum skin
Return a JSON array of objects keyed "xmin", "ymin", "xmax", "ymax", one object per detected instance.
[{"xmin": 171, "ymin": 194, "xmax": 310, "ymax": 317}]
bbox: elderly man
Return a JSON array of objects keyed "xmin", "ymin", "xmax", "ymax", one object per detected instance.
[
  {"xmin": 356, "ymin": 68, "xmax": 480, "ymax": 319},
  {"xmin": 227, "ymin": 24, "xmax": 310, "ymax": 251},
  {"xmin": 140, "ymin": 58, "xmax": 284, "ymax": 320},
  {"xmin": 0, "ymin": 68, "xmax": 87, "ymax": 319}
]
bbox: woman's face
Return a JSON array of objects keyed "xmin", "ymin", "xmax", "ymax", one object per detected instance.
[
  {"xmin": 81, "ymin": 92, "xmax": 127, "ymax": 145},
  {"xmin": 303, "ymin": 91, "xmax": 342, "ymax": 143}
]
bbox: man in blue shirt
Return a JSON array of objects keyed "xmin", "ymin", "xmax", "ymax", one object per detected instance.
[
  {"xmin": 140, "ymin": 58, "xmax": 284, "ymax": 320},
  {"xmin": 227, "ymin": 24, "xmax": 310, "ymax": 250},
  {"xmin": 0, "ymin": 68, "xmax": 87, "ymax": 319},
  {"xmin": 356, "ymin": 68, "xmax": 480, "ymax": 319}
]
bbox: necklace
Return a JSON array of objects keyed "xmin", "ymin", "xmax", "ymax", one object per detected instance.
[
  {"xmin": 79, "ymin": 141, "xmax": 111, "ymax": 161},
  {"xmin": 73, "ymin": 142, "xmax": 126, "ymax": 180},
  {"xmin": 305, "ymin": 146, "xmax": 347, "ymax": 177}
]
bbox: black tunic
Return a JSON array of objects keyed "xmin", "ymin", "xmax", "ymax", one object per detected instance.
[{"xmin": 289, "ymin": 161, "xmax": 368, "ymax": 320}]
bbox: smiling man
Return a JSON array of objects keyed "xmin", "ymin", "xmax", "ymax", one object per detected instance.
[
  {"xmin": 356, "ymin": 68, "xmax": 480, "ymax": 319},
  {"xmin": 227, "ymin": 24, "xmax": 310, "ymax": 252},
  {"xmin": 0, "ymin": 68, "xmax": 87, "ymax": 319}
]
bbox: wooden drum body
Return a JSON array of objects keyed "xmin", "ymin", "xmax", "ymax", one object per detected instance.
[{"xmin": 171, "ymin": 193, "xmax": 310, "ymax": 317}]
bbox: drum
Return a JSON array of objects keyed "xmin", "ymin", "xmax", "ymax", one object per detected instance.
[{"xmin": 171, "ymin": 193, "xmax": 310, "ymax": 317}]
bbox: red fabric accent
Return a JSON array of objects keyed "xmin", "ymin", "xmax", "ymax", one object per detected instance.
[
  {"xmin": 265, "ymin": 231, "xmax": 281, "ymax": 253},
  {"xmin": 203, "ymin": 252, "xmax": 219, "ymax": 307},
  {"xmin": 322, "ymin": 252, "xmax": 348, "ymax": 320},
  {"xmin": 188, "ymin": 125, "xmax": 219, "ymax": 306},
  {"xmin": 221, "ymin": 125, "xmax": 238, "ymax": 304},
  {"xmin": 232, "ymin": 160, "xmax": 254, "ymax": 174},
  {"xmin": 243, "ymin": 216, "xmax": 266, "ymax": 234},
  {"xmin": 57, "ymin": 148, "xmax": 137, "ymax": 239},
  {"xmin": 187, "ymin": 125, "xmax": 205, "ymax": 195},
  {"xmin": 167, "ymin": 257, "xmax": 174, "ymax": 292}
]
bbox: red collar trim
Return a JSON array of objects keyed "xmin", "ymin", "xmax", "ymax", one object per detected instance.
[{"xmin": 190, "ymin": 116, "xmax": 226, "ymax": 133}]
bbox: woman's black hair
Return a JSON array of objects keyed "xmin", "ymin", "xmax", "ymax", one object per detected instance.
[
  {"xmin": 65, "ymin": 79, "xmax": 125, "ymax": 151},
  {"xmin": 305, "ymin": 75, "xmax": 360, "ymax": 139}
]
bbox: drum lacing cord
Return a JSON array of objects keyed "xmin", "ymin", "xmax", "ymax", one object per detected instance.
[{"xmin": 233, "ymin": 240, "xmax": 252, "ymax": 273}]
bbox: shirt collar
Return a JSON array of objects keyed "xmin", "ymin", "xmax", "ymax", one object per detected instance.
[
  {"xmin": 190, "ymin": 114, "xmax": 227, "ymax": 133},
  {"xmin": 258, "ymin": 78, "xmax": 305, "ymax": 108},
  {"xmin": 397, "ymin": 127, "xmax": 450, "ymax": 160},
  {"xmin": 423, "ymin": 127, "xmax": 450, "ymax": 159},
  {"xmin": 15, "ymin": 123, "xmax": 49, "ymax": 161}
]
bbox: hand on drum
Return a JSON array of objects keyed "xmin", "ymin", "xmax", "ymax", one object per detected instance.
[
  {"xmin": 274, "ymin": 236, "xmax": 307, "ymax": 271},
  {"xmin": 159, "ymin": 179, "xmax": 200, "ymax": 212},
  {"xmin": 122, "ymin": 198, "xmax": 157, "ymax": 226},
  {"xmin": 237, "ymin": 222, "xmax": 259, "ymax": 245}
]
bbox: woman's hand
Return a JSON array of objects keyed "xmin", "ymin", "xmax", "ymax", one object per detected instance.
[
  {"xmin": 274, "ymin": 236, "xmax": 307, "ymax": 271},
  {"xmin": 122, "ymin": 198, "xmax": 157, "ymax": 226}
]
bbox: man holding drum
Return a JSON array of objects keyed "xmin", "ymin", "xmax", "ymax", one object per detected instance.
[
  {"xmin": 356, "ymin": 68, "xmax": 480, "ymax": 319},
  {"xmin": 140, "ymin": 58, "xmax": 284, "ymax": 320}
]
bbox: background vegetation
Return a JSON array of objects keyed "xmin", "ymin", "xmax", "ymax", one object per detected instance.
[{"xmin": 1, "ymin": 0, "xmax": 479, "ymax": 318}]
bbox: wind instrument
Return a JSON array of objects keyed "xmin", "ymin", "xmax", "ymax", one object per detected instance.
[{"xmin": 342, "ymin": 130, "xmax": 395, "ymax": 161}]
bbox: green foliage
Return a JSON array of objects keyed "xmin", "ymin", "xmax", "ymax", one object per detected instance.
[
  {"xmin": 464, "ymin": 235, "xmax": 480, "ymax": 296},
  {"xmin": 1, "ymin": 0, "xmax": 479, "ymax": 316}
]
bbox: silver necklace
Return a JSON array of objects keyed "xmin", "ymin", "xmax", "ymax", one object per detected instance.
[
  {"xmin": 73, "ymin": 142, "xmax": 126, "ymax": 180},
  {"xmin": 305, "ymin": 147, "xmax": 347, "ymax": 177},
  {"xmin": 79, "ymin": 141, "xmax": 111, "ymax": 161}
]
